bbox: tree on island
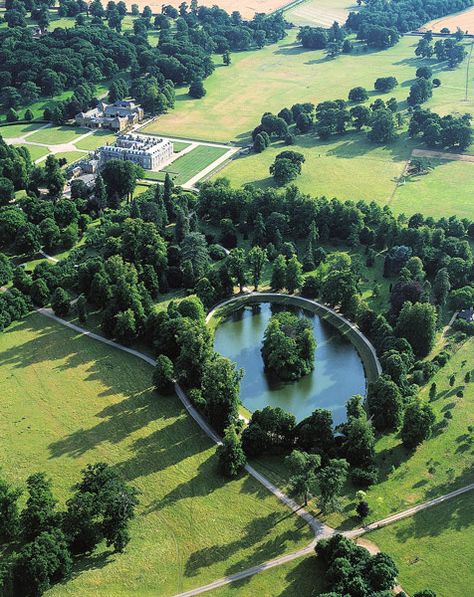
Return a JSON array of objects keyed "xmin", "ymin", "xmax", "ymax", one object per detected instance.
[{"xmin": 261, "ymin": 311, "xmax": 316, "ymax": 381}]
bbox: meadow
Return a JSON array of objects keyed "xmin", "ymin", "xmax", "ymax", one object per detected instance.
[
  {"xmin": 0, "ymin": 122, "xmax": 45, "ymax": 138},
  {"xmin": 0, "ymin": 314, "xmax": 312, "ymax": 597},
  {"xmin": 75, "ymin": 130, "xmax": 117, "ymax": 151},
  {"xmin": 142, "ymin": 34, "xmax": 474, "ymax": 143},
  {"xmin": 391, "ymin": 158, "xmax": 474, "ymax": 219},
  {"xmin": 211, "ymin": 555, "xmax": 325, "ymax": 596},
  {"xmin": 13, "ymin": 143, "xmax": 50, "ymax": 162},
  {"xmin": 216, "ymin": 132, "xmax": 416, "ymax": 204},
  {"xmin": 366, "ymin": 491, "xmax": 474, "ymax": 596}
]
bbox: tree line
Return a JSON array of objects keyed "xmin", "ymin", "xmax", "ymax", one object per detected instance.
[
  {"xmin": 1, "ymin": 0, "xmax": 288, "ymax": 116},
  {"xmin": 346, "ymin": 0, "xmax": 472, "ymax": 48}
]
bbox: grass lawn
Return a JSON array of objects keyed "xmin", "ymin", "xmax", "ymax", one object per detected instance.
[
  {"xmin": 391, "ymin": 159, "xmax": 474, "ymax": 220},
  {"xmin": 216, "ymin": 132, "xmax": 415, "ymax": 204},
  {"xmin": 252, "ymin": 335, "xmax": 474, "ymax": 530},
  {"xmin": 13, "ymin": 143, "xmax": 50, "ymax": 162},
  {"xmin": 163, "ymin": 145, "xmax": 229, "ymax": 184},
  {"xmin": 75, "ymin": 130, "xmax": 117, "ymax": 151},
  {"xmin": 174, "ymin": 140, "xmax": 192, "ymax": 152},
  {"xmin": 211, "ymin": 555, "xmax": 325, "ymax": 597},
  {"xmin": 142, "ymin": 34, "xmax": 474, "ymax": 142},
  {"xmin": 366, "ymin": 492, "xmax": 474, "ymax": 597},
  {"xmin": 55, "ymin": 150, "xmax": 88, "ymax": 166},
  {"xmin": 143, "ymin": 170, "xmax": 167, "ymax": 182},
  {"xmin": 133, "ymin": 182, "xmax": 152, "ymax": 197},
  {"xmin": 27, "ymin": 125, "xmax": 90, "ymax": 145},
  {"xmin": 0, "ymin": 314, "xmax": 313, "ymax": 597},
  {"xmin": 0, "ymin": 122, "xmax": 45, "ymax": 138}
]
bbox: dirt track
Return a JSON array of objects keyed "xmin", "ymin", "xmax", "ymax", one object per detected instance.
[{"xmin": 412, "ymin": 148, "xmax": 474, "ymax": 163}]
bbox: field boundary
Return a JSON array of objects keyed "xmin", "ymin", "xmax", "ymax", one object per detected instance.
[{"xmin": 411, "ymin": 148, "xmax": 474, "ymax": 162}]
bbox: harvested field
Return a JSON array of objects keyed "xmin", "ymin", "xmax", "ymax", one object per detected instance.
[
  {"xmin": 123, "ymin": 0, "xmax": 292, "ymax": 18},
  {"xmin": 285, "ymin": 0, "xmax": 356, "ymax": 28},
  {"xmin": 419, "ymin": 6, "xmax": 474, "ymax": 34}
]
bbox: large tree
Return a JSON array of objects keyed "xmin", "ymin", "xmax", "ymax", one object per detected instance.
[
  {"xmin": 285, "ymin": 449, "xmax": 321, "ymax": 505},
  {"xmin": 396, "ymin": 301, "xmax": 437, "ymax": 357},
  {"xmin": 201, "ymin": 355, "xmax": 242, "ymax": 434}
]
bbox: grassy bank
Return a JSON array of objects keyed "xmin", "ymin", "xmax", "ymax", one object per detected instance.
[{"xmin": 0, "ymin": 313, "xmax": 313, "ymax": 597}]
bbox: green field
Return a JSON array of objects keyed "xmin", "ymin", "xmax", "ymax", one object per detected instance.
[
  {"xmin": 27, "ymin": 125, "xmax": 89, "ymax": 145},
  {"xmin": 0, "ymin": 122, "xmax": 45, "ymax": 138},
  {"xmin": 75, "ymin": 130, "xmax": 117, "ymax": 151},
  {"xmin": 253, "ymin": 335, "xmax": 474, "ymax": 529},
  {"xmin": 142, "ymin": 34, "xmax": 474, "ymax": 142},
  {"xmin": 55, "ymin": 150, "xmax": 88, "ymax": 166},
  {"xmin": 217, "ymin": 131, "xmax": 415, "ymax": 204},
  {"xmin": 13, "ymin": 143, "xmax": 50, "ymax": 162},
  {"xmin": 0, "ymin": 314, "xmax": 312, "ymax": 596},
  {"xmin": 391, "ymin": 158, "xmax": 474, "ymax": 219},
  {"xmin": 367, "ymin": 492, "xmax": 474, "ymax": 596},
  {"xmin": 143, "ymin": 170, "xmax": 167, "ymax": 182},
  {"xmin": 174, "ymin": 140, "xmax": 192, "ymax": 152},
  {"xmin": 212, "ymin": 555, "xmax": 325, "ymax": 597},
  {"xmin": 163, "ymin": 145, "xmax": 230, "ymax": 184}
]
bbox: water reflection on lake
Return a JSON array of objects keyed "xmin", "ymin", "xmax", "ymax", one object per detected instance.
[{"xmin": 214, "ymin": 303, "xmax": 366, "ymax": 425}]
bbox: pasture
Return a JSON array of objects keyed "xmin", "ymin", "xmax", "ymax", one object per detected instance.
[
  {"xmin": 215, "ymin": 132, "xmax": 415, "ymax": 204},
  {"xmin": 391, "ymin": 158, "xmax": 474, "ymax": 219},
  {"xmin": 0, "ymin": 314, "xmax": 312, "ymax": 597},
  {"xmin": 142, "ymin": 34, "xmax": 474, "ymax": 142},
  {"xmin": 162, "ymin": 144, "xmax": 230, "ymax": 184},
  {"xmin": 366, "ymin": 492, "xmax": 474, "ymax": 597}
]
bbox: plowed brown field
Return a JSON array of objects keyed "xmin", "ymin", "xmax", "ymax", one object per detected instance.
[{"xmin": 125, "ymin": 0, "xmax": 293, "ymax": 18}]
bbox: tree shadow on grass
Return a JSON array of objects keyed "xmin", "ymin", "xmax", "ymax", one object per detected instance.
[
  {"xmin": 114, "ymin": 419, "xmax": 211, "ymax": 484},
  {"xmin": 274, "ymin": 44, "xmax": 313, "ymax": 56},
  {"xmin": 392, "ymin": 483, "xmax": 474, "ymax": 544},
  {"xmin": 184, "ymin": 510, "xmax": 308, "ymax": 581},
  {"xmin": 140, "ymin": 450, "xmax": 221, "ymax": 514},
  {"xmin": 375, "ymin": 441, "xmax": 411, "ymax": 484}
]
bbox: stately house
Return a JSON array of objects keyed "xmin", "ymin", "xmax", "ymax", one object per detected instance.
[
  {"xmin": 75, "ymin": 100, "xmax": 144, "ymax": 131},
  {"xmin": 98, "ymin": 134, "xmax": 174, "ymax": 170}
]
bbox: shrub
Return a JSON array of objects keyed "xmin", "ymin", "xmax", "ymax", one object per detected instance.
[
  {"xmin": 350, "ymin": 466, "xmax": 379, "ymax": 487},
  {"xmin": 153, "ymin": 354, "xmax": 175, "ymax": 393}
]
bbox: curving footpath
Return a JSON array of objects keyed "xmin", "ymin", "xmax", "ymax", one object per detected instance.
[
  {"xmin": 35, "ymin": 305, "xmax": 333, "ymax": 537},
  {"xmin": 31, "ymin": 301, "xmax": 474, "ymax": 597}
]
